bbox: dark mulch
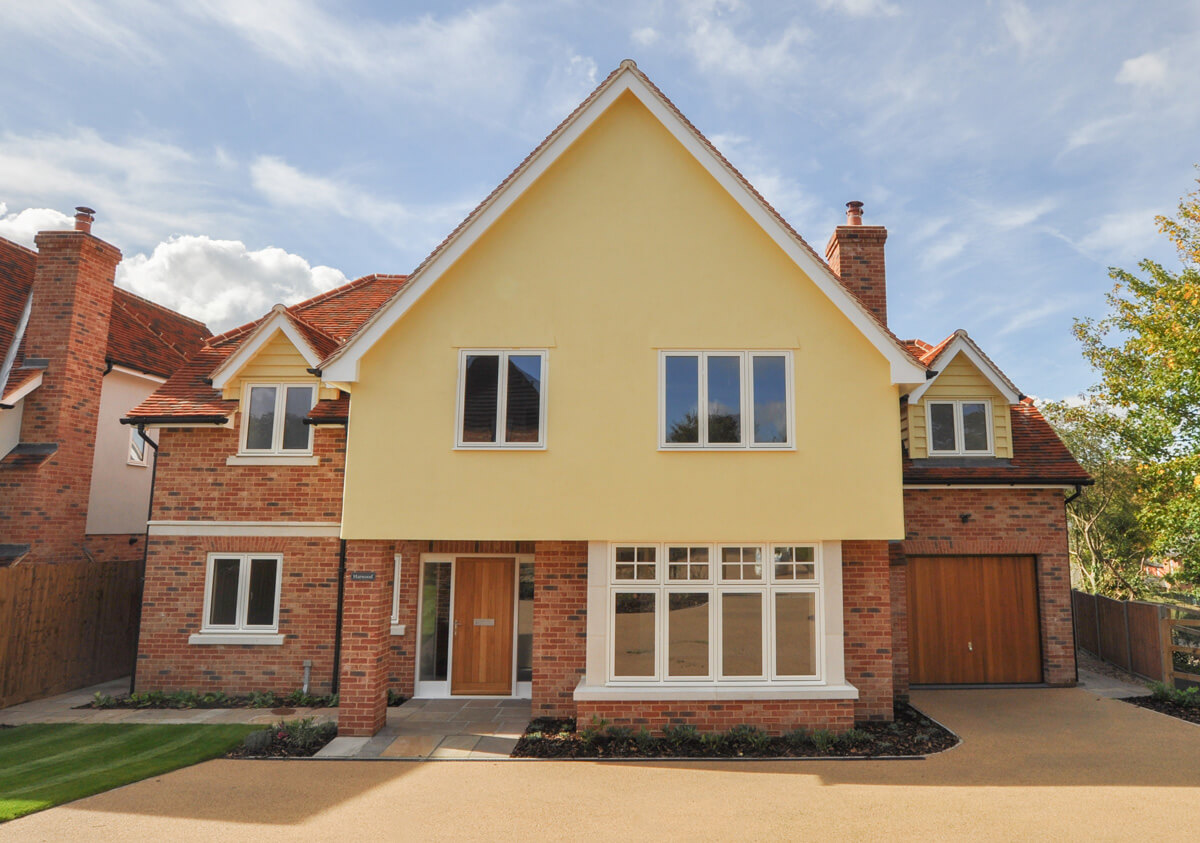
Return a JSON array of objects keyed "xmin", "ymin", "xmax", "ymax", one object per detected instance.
[
  {"xmin": 77, "ymin": 692, "xmax": 409, "ymax": 711},
  {"xmin": 512, "ymin": 702, "xmax": 958, "ymax": 759},
  {"xmin": 1124, "ymin": 696, "xmax": 1200, "ymax": 726}
]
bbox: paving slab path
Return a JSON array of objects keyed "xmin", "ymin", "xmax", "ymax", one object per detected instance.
[{"xmin": 5, "ymin": 685, "xmax": 1200, "ymax": 840}]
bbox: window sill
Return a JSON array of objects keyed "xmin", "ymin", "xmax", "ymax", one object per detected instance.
[
  {"xmin": 188, "ymin": 633, "xmax": 284, "ymax": 646},
  {"xmin": 453, "ymin": 445, "xmax": 547, "ymax": 451},
  {"xmin": 573, "ymin": 683, "xmax": 859, "ymax": 701},
  {"xmin": 657, "ymin": 446, "xmax": 796, "ymax": 452},
  {"xmin": 226, "ymin": 455, "xmax": 319, "ymax": 466}
]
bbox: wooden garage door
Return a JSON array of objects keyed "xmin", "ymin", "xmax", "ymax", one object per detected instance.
[{"xmin": 908, "ymin": 555, "xmax": 1042, "ymax": 684}]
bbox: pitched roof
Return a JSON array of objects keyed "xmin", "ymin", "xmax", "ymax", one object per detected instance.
[
  {"xmin": 903, "ymin": 400, "xmax": 1091, "ymax": 486},
  {"xmin": 108, "ymin": 289, "xmax": 211, "ymax": 378},
  {"xmin": 906, "ymin": 329, "xmax": 1022, "ymax": 404},
  {"xmin": 319, "ymin": 61, "xmax": 926, "ymax": 387},
  {"xmin": 1, "ymin": 236, "xmax": 208, "ymax": 399},
  {"xmin": 126, "ymin": 274, "xmax": 407, "ymax": 423}
]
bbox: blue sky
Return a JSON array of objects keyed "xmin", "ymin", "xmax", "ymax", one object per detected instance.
[{"xmin": 1, "ymin": 0, "xmax": 1197, "ymax": 399}]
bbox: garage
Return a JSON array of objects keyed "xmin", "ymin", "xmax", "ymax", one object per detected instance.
[{"xmin": 907, "ymin": 555, "xmax": 1043, "ymax": 684}]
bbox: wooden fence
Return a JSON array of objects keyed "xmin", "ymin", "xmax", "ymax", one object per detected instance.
[
  {"xmin": 1160, "ymin": 618, "xmax": 1200, "ymax": 691},
  {"xmin": 1073, "ymin": 589, "xmax": 1200, "ymax": 688},
  {"xmin": 0, "ymin": 556, "xmax": 143, "ymax": 709}
]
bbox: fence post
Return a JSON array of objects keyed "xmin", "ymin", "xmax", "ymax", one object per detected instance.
[
  {"xmin": 1094, "ymin": 593, "xmax": 1103, "ymax": 661},
  {"xmin": 1122, "ymin": 600, "xmax": 1132, "ymax": 672},
  {"xmin": 1160, "ymin": 614, "xmax": 1174, "ymax": 690}
]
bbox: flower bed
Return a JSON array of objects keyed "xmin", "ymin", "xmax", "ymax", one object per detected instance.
[
  {"xmin": 80, "ymin": 689, "xmax": 410, "ymax": 710},
  {"xmin": 512, "ymin": 702, "xmax": 957, "ymax": 759},
  {"xmin": 226, "ymin": 717, "xmax": 337, "ymax": 759},
  {"xmin": 1124, "ymin": 681, "xmax": 1200, "ymax": 726}
]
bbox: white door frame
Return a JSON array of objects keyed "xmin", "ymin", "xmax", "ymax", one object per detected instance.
[{"xmin": 413, "ymin": 552, "xmax": 533, "ymax": 699}]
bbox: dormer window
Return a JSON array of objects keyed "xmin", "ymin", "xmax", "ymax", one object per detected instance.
[
  {"xmin": 242, "ymin": 384, "xmax": 315, "ymax": 454},
  {"xmin": 927, "ymin": 400, "xmax": 991, "ymax": 456}
]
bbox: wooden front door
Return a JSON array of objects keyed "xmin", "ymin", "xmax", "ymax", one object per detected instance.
[
  {"xmin": 907, "ymin": 555, "xmax": 1042, "ymax": 684},
  {"xmin": 451, "ymin": 558, "xmax": 515, "ymax": 695}
]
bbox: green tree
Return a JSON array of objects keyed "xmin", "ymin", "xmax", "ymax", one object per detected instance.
[
  {"xmin": 1041, "ymin": 399, "xmax": 1150, "ymax": 597},
  {"xmin": 1072, "ymin": 174, "xmax": 1200, "ymax": 587}
]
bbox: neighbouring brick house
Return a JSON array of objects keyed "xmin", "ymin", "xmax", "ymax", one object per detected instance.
[
  {"xmin": 125, "ymin": 62, "xmax": 1089, "ymax": 737},
  {"xmin": 0, "ymin": 209, "xmax": 210, "ymax": 565}
]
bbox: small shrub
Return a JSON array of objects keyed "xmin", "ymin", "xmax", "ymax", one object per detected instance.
[
  {"xmin": 810, "ymin": 730, "xmax": 836, "ymax": 752},
  {"xmin": 633, "ymin": 728, "xmax": 654, "ymax": 751},
  {"xmin": 662, "ymin": 724, "xmax": 700, "ymax": 748},
  {"xmin": 174, "ymin": 690, "xmax": 201, "ymax": 709},
  {"xmin": 727, "ymin": 724, "xmax": 771, "ymax": 752},
  {"xmin": 1149, "ymin": 681, "xmax": 1174, "ymax": 701},
  {"xmin": 699, "ymin": 731, "xmax": 725, "ymax": 754},
  {"xmin": 605, "ymin": 725, "xmax": 632, "ymax": 743},
  {"xmin": 387, "ymin": 689, "xmax": 407, "ymax": 707},
  {"xmin": 249, "ymin": 691, "xmax": 279, "ymax": 708},
  {"xmin": 580, "ymin": 716, "xmax": 610, "ymax": 748},
  {"xmin": 92, "ymin": 692, "xmax": 116, "ymax": 709},
  {"xmin": 275, "ymin": 717, "xmax": 336, "ymax": 753},
  {"xmin": 838, "ymin": 728, "xmax": 870, "ymax": 748},
  {"xmin": 1149, "ymin": 681, "xmax": 1200, "ymax": 708},
  {"xmin": 783, "ymin": 728, "xmax": 811, "ymax": 749}
]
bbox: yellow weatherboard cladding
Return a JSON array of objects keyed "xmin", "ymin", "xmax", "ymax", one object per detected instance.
[
  {"xmin": 342, "ymin": 91, "xmax": 905, "ymax": 541},
  {"xmin": 906, "ymin": 353, "xmax": 1013, "ymax": 459},
  {"xmin": 221, "ymin": 330, "xmax": 335, "ymax": 401}
]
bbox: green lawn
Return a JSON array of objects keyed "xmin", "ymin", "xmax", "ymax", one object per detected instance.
[{"xmin": 0, "ymin": 723, "xmax": 261, "ymax": 822}]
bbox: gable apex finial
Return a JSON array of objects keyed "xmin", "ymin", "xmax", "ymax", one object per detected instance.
[{"xmin": 619, "ymin": 59, "xmax": 638, "ymax": 71}]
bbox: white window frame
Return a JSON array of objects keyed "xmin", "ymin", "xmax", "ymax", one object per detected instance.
[
  {"xmin": 199, "ymin": 553, "xmax": 283, "ymax": 633},
  {"xmin": 658, "ymin": 351, "xmax": 794, "ymax": 450},
  {"xmin": 239, "ymin": 382, "xmax": 316, "ymax": 455},
  {"xmin": 606, "ymin": 542, "xmax": 822, "ymax": 686},
  {"xmin": 926, "ymin": 399, "xmax": 993, "ymax": 456},
  {"xmin": 127, "ymin": 428, "xmax": 150, "ymax": 467},
  {"xmin": 390, "ymin": 553, "xmax": 405, "ymax": 635},
  {"xmin": 455, "ymin": 349, "xmax": 548, "ymax": 449}
]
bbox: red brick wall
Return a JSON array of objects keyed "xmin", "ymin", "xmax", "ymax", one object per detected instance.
[
  {"xmin": 0, "ymin": 231, "xmax": 121, "ymax": 561},
  {"xmin": 889, "ymin": 543, "xmax": 909, "ymax": 700},
  {"xmin": 900, "ymin": 487, "xmax": 1076, "ymax": 685},
  {"xmin": 338, "ymin": 539, "xmax": 394, "ymax": 736},
  {"xmin": 824, "ymin": 225, "xmax": 888, "ymax": 325},
  {"xmin": 151, "ymin": 425, "xmax": 346, "ymax": 522},
  {"xmin": 841, "ymin": 540, "xmax": 893, "ymax": 721},
  {"xmin": 532, "ymin": 540, "xmax": 587, "ymax": 717},
  {"xmin": 83, "ymin": 532, "xmax": 145, "ymax": 564},
  {"xmin": 575, "ymin": 699, "xmax": 855, "ymax": 735},
  {"xmin": 136, "ymin": 535, "xmax": 340, "ymax": 694}
]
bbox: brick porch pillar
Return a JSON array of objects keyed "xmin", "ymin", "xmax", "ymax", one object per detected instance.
[
  {"xmin": 338, "ymin": 540, "xmax": 393, "ymax": 737},
  {"xmin": 842, "ymin": 539, "xmax": 894, "ymax": 722}
]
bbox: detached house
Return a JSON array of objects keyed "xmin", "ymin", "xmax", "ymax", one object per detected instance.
[
  {"xmin": 126, "ymin": 62, "xmax": 1089, "ymax": 737},
  {"xmin": 0, "ymin": 209, "xmax": 209, "ymax": 565}
]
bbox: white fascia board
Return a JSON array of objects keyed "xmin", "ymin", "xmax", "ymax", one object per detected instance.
[
  {"xmin": 210, "ymin": 307, "xmax": 321, "ymax": 390},
  {"xmin": 322, "ymin": 66, "xmax": 926, "ymax": 387},
  {"xmin": 108, "ymin": 365, "xmax": 167, "ymax": 384},
  {"xmin": 1, "ymin": 371, "xmax": 42, "ymax": 406},
  {"xmin": 908, "ymin": 337, "xmax": 1022, "ymax": 404}
]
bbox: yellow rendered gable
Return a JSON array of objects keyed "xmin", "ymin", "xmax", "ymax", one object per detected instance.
[
  {"xmin": 341, "ymin": 91, "xmax": 906, "ymax": 541},
  {"xmin": 907, "ymin": 353, "xmax": 1012, "ymax": 459},
  {"xmin": 220, "ymin": 330, "xmax": 332, "ymax": 401}
]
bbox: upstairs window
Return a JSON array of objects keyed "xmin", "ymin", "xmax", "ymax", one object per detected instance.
[
  {"xmin": 128, "ymin": 428, "xmax": 150, "ymax": 466},
  {"xmin": 927, "ymin": 400, "xmax": 991, "ymax": 456},
  {"xmin": 242, "ymin": 384, "xmax": 315, "ymax": 454},
  {"xmin": 457, "ymin": 350, "xmax": 547, "ymax": 448},
  {"xmin": 660, "ymin": 351, "xmax": 793, "ymax": 449}
]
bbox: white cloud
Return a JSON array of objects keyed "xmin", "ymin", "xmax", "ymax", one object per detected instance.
[
  {"xmin": 1062, "ymin": 115, "xmax": 1134, "ymax": 154},
  {"xmin": 921, "ymin": 231, "xmax": 970, "ymax": 268},
  {"xmin": 0, "ymin": 204, "xmax": 75, "ymax": 249},
  {"xmin": 632, "ymin": 26, "xmax": 660, "ymax": 46},
  {"xmin": 118, "ymin": 235, "xmax": 347, "ymax": 332},
  {"xmin": 0, "ymin": 0, "xmax": 165, "ymax": 64},
  {"xmin": 1001, "ymin": 1, "xmax": 1037, "ymax": 52},
  {"xmin": 1074, "ymin": 208, "xmax": 1161, "ymax": 259},
  {"xmin": 1116, "ymin": 51, "xmax": 1168, "ymax": 89},
  {"xmin": 680, "ymin": 0, "xmax": 809, "ymax": 83},
  {"xmin": 250, "ymin": 157, "xmax": 407, "ymax": 226},
  {"xmin": 816, "ymin": 0, "xmax": 900, "ymax": 18}
]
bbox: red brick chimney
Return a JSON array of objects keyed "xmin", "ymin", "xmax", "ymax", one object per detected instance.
[
  {"xmin": 2, "ymin": 208, "xmax": 122, "ymax": 559},
  {"xmin": 825, "ymin": 200, "xmax": 888, "ymax": 326}
]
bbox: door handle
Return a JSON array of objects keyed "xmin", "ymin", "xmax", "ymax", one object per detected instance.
[
  {"xmin": 453, "ymin": 619, "xmax": 461, "ymax": 637},
  {"xmin": 968, "ymin": 641, "xmax": 973, "ymax": 652}
]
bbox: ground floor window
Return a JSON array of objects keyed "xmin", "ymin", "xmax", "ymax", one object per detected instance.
[
  {"xmin": 202, "ymin": 553, "xmax": 282, "ymax": 632},
  {"xmin": 608, "ymin": 542, "xmax": 821, "ymax": 683}
]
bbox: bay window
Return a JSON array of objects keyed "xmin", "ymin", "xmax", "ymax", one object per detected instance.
[{"xmin": 607, "ymin": 542, "xmax": 821, "ymax": 684}]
